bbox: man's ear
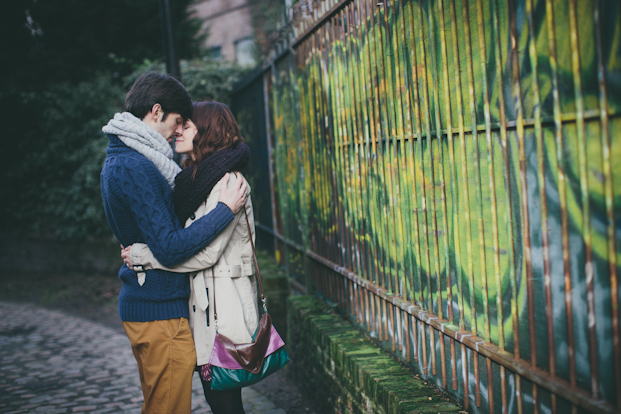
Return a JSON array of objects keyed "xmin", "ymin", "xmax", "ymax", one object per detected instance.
[{"xmin": 150, "ymin": 103, "xmax": 163, "ymax": 123}]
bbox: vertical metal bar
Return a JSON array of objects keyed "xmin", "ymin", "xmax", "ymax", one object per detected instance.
[
  {"xmin": 394, "ymin": 0, "xmax": 416, "ymax": 310},
  {"xmin": 425, "ymin": 0, "xmax": 450, "ymax": 389},
  {"xmin": 594, "ymin": 1, "xmax": 621, "ymax": 407},
  {"xmin": 402, "ymin": 0, "xmax": 426, "ymax": 314},
  {"xmin": 369, "ymin": 0, "xmax": 388, "ymax": 296},
  {"xmin": 373, "ymin": 0, "xmax": 389, "ymax": 295},
  {"xmin": 348, "ymin": 3, "xmax": 369, "ymax": 327},
  {"xmin": 355, "ymin": 0, "xmax": 379, "ymax": 322},
  {"xmin": 314, "ymin": 30, "xmax": 330, "ymax": 266},
  {"xmin": 459, "ymin": 0, "xmax": 478, "ymax": 340},
  {"xmin": 568, "ymin": 0, "xmax": 599, "ymax": 400},
  {"xmin": 488, "ymin": 0, "xmax": 508, "ymax": 353},
  {"xmin": 436, "ymin": 0, "xmax": 459, "ymax": 391},
  {"xmin": 414, "ymin": 0, "xmax": 438, "ymax": 377},
  {"xmin": 338, "ymin": 9, "xmax": 354, "ymax": 277},
  {"xmin": 421, "ymin": 318, "xmax": 429, "ymax": 376},
  {"xmin": 352, "ymin": 0, "xmax": 373, "ymax": 326},
  {"xmin": 389, "ymin": 302, "xmax": 396, "ymax": 352},
  {"xmin": 420, "ymin": 0, "xmax": 442, "ymax": 326},
  {"xmin": 412, "ymin": 314, "xmax": 419, "ymax": 363},
  {"xmin": 304, "ymin": 39, "xmax": 318, "ymax": 263},
  {"xmin": 425, "ymin": 0, "xmax": 446, "ymax": 323},
  {"xmin": 363, "ymin": 0, "xmax": 382, "ymax": 340},
  {"xmin": 500, "ymin": 366, "xmax": 507, "ymax": 414},
  {"xmin": 344, "ymin": 5, "xmax": 363, "ymax": 282},
  {"xmin": 354, "ymin": 0, "xmax": 375, "ymax": 309},
  {"xmin": 364, "ymin": 0, "xmax": 382, "ymax": 297},
  {"xmin": 264, "ymin": 69, "xmax": 279, "ymax": 257},
  {"xmin": 353, "ymin": 2, "xmax": 372, "ymax": 332},
  {"xmin": 328, "ymin": 15, "xmax": 344, "ymax": 277},
  {"xmin": 472, "ymin": 0, "xmax": 492, "ymax": 346},
  {"xmin": 382, "ymin": 298, "xmax": 389, "ymax": 345},
  {"xmin": 405, "ymin": 309, "xmax": 411, "ymax": 361},
  {"xmin": 391, "ymin": 0, "xmax": 406, "ymax": 352},
  {"xmin": 391, "ymin": 0, "xmax": 408, "ymax": 306},
  {"xmin": 365, "ymin": 0, "xmax": 379, "ymax": 296},
  {"xmin": 461, "ymin": 343, "xmax": 469, "ymax": 410},
  {"xmin": 336, "ymin": 15, "xmax": 351, "ymax": 281},
  {"xmin": 406, "ymin": 0, "xmax": 429, "ymax": 378},
  {"xmin": 460, "ymin": 0, "xmax": 483, "ymax": 405},
  {"xmin": 383, "ymin": 0, "xmax": 401, "ymax": 304},
  {"xmin": 474, "ymin": 350, "xmax": 481, "ymax": 407},
  {"xmin": 489, "ymin": 1, "xmax": 509, "ymax": 412},
  {"xmin": 377, "ymin": 295, "xmax": 383, "ymax": 342},
  {"xmin": 543, "ymin": 1, "xmax": 575, "ymax": 408},
  {"xmin": 317, "ymin": 29, "xmax": 328, "ymax": 265},
  {"xmin": 370, "ymin": 0, "xmax": 391, "ymax": 341},
  {"xmin": 316, "ymin": 41, "xmax": 327, "ymax": 292},
  {"xmin": 321, "ymin": 19, "xmax": 336, "ymax": 273},
  {"xmin": 340, "ymin": 7, "xmax": 359, "ymax": 321},
  {"xmin": 487, "ymin": 357, "xmax": 494, "ymax": 413},
  {"xmin": 324, "ymin": 20, "xmax": 339, "ymax": 275},
  {"xmin": 448, "ymin": 0, "xmax": 471, "ymax": 405}
]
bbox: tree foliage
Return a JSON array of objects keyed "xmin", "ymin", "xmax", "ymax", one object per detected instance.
[
  {"xmin": 1, "ymin": 0, "xmax": 203, "ymax": 87},
  {"xmin": 0, "ymin": 1, "xmax": 247, "ymax": 240},
  {"xmin": 250, "ymin": 0, "xmax": 287, "ymax": 61},
  {"xmin": 0, "ymin": 59, "xmax": 248, "ymax": 240}
]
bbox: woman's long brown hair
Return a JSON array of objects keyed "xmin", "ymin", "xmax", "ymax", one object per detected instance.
[{"xmin": 181, "ymin": 101, "xmax": 244, "ymax": 175}]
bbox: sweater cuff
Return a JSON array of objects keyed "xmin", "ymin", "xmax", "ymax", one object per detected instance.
[{"xmin": 217, "ymin": 201, "xmax": 234, "ymax": 216}]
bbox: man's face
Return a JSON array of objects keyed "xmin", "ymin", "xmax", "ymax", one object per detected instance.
[{"xmin": 155, "ymin": 112, "xmax": 184, "ymax": 142}]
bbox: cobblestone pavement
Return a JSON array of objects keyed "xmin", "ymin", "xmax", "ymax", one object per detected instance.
[{"xmin": 0, "ymin": 301, "xmax": 286, "ymax": 414}]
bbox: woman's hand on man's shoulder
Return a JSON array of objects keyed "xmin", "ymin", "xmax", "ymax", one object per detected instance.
[{"xmin": 217, "ymin": 172, "xmax": 249, "ymax": 214}]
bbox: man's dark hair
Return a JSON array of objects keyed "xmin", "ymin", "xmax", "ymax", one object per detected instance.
[{"xmin": 124, "ymin": 72, "xmax": 192, "ymax": 121}]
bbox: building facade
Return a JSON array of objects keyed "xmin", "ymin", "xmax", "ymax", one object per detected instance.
[{"xmin": 190, "ymin": 0, "xmax": 255, "ymax": 67}]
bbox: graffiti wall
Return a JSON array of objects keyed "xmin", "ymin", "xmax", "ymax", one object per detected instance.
[{"xmin": 234, "ymin": 0, "xmax": 621, "ymax": 412}]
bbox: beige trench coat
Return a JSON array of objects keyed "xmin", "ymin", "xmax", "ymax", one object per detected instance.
[{"xmin": 129, "ymin": 173, "xmax": 259, "ymax": 365}]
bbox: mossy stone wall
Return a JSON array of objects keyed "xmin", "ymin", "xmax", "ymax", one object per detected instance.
[{"xmin": 287, "ymin": 295, "xmax": 463, "ymax": 414}]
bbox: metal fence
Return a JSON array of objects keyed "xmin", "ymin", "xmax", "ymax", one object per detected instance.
[{"xmin": 231, "ymin": 0, "xmax": 621, "ymax": 412}]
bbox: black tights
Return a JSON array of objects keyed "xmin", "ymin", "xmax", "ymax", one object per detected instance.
[{"xmin": 199, "ymin": 376, "xmax": 246, "ymax": 414}]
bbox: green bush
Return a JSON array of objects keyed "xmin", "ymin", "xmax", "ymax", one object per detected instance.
[
  {"xmin": 1, "ymin": 59, "xmax": 248, "ymax": 240},
  {"xmin": 0, "ymin": 75, "xmax": 126, "ymax": 239}
]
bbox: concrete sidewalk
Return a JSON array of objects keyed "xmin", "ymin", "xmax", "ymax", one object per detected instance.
[{"xmin": 0, "ymin": 301, "xmax": 285, "ymax": 414}]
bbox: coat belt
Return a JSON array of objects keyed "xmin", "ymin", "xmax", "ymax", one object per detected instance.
[{"xmin": 193, "ymin": 263, "xmax": 255, "ymax": 311}]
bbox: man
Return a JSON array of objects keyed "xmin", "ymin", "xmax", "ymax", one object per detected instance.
[{"xmin": 100, "ymin": 72, "xmax": 248, "ymax": 413}]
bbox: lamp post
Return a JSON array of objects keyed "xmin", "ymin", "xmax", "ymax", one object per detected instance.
[{"xmin": 158, "ymin": 0, "xmax": 181, "ymax": 80}]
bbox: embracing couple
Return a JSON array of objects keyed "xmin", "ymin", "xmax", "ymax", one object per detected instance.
[{"xmin": 100, "ymin": 72, "xmax": 258, "ymax": 413}]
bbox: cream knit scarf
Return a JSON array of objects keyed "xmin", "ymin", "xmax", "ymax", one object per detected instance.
[{"xmin": 102, "ymin": 112, "xmax": 181, "ymax": 189}]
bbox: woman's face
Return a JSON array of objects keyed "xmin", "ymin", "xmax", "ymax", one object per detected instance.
[{"xmin": 175, "ymin": 119, "xmax": 197, "ymax": 155}]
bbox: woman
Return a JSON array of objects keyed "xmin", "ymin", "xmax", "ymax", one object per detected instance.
[{"xmin": 122, "ymin": 101, "xmax": 257, "ymax": 414}]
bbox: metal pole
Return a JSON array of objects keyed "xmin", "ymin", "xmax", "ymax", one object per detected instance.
[{"xmin": 159, "ymin": 0, "xmax": 181, "ymax": 80}]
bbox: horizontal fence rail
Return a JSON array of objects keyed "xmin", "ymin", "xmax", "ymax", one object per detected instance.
[{"xmin": 232, "ymin": 0, "xmax": 621, "ymax": 412}]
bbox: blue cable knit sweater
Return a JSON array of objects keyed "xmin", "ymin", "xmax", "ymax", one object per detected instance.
[{"xmin": 100, "ymin": 135, "xmax": 234, "ymax": 322}]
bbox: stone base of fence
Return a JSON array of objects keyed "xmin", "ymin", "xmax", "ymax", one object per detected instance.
[{"xmin": 287, "ymin": 295, "xmax": 464, "ymax": 414}]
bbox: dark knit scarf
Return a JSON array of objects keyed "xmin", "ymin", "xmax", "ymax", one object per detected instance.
[{"xmin": 173, "ymin": 143, "xmax": 250, "ymax": 225}]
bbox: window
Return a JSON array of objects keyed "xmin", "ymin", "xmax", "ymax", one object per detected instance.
[
  {"xmin": 208, "ymin": 45, "xmax": 222, "ymax": 60},
  {"xmin": 235, "ymin": 38, "xmax": 256, "ymax": 67}
]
